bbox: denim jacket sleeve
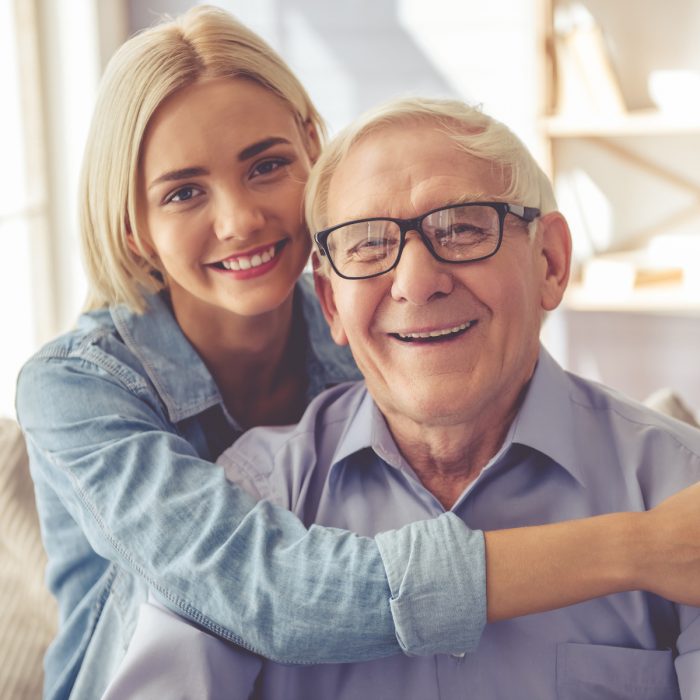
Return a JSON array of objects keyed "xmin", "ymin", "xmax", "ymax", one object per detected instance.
[{"xmin": 16, "ymin": 329, "xmax": 486, "ymax": 665}]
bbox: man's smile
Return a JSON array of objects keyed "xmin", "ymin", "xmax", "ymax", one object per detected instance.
[{"xmin": 390, "ymin": 320, "xmax": 477, "ymax": 343}]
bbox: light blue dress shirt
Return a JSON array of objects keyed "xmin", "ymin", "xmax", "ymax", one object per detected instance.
[
  {"xmin": 104, "ymin": 347, "xmax": 700, "ymax": 700},
  {"xmin": 16, "ymin": 275, "xmax": 486, "ymax": 700}
]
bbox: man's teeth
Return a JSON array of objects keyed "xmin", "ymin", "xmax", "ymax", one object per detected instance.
[
  {"xmin": 397, "ymin": 321, "xmax": 473, "ymax": 340},
  {"xmin": 221, "ymin": 246, "xmax": 276, "ymax": 271}
]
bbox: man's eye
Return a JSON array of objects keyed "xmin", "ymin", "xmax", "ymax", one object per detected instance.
[
  {"xmin": 347, "ymin": 237, "xmax": 396, "ymax": 259},
  {"xmin": 164, "ymin": 186, "xmax": 203, "ymax": 204},
  {"xmin": 359, "ymin": 238, "xmax": 388, "ymax": 249},
  {"xmin": 435, "ymin": 225, "xmax": 487, "ymax": 244}
]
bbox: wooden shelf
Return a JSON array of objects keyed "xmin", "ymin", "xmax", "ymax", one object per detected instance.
[
  {"xmin": 543, "ymin": 110, "xmax": 700, "ymax": 138},
  {"xmin": 562, "ymin": 282, "xmax": 700, "ymax": 315},
  {"xmin": 541, "ymin": 1, "xmax": 700, "ymax": 317}
]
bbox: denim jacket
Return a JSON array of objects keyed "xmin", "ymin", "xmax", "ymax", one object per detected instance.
[{"xmin": 16, "ymin": 275, "xmax": 486, "ymax": 699}]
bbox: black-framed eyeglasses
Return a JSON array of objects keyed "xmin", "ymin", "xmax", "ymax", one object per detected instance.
[{"xmin": 314, "ymin": 201, "xmax": 540, "ymax": 280}]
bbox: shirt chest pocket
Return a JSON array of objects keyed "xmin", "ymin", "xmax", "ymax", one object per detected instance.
[{"xmin": 556, "ymin": 642, "xmax": 680, "ymax": 700}]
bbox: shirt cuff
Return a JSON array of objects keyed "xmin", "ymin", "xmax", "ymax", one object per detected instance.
[{"xmin": 375, "ymin": 512, "xmax": 486, "ymax": 656}]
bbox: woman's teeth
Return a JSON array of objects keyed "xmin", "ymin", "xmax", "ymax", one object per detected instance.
[
  {"xmin": 397, "ymin": 321, "xmax": 474, "ymax": 341},
  {"xmin": 221, "ymin": 245, "xmax": 276, "ymax": 271}
]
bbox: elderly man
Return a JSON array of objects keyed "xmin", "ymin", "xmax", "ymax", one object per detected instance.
[{"xmin": 105, "ymin": 98, "xmax": 700, "ymax": 699}]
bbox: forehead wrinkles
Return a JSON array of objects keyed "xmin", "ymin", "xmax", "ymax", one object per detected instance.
[
  {"xmin": 328, "ymin": 164, "xmax": 495, "ymax": 222},
  {"xmin": 327, "ymin": 127, "xmax": 509, "ymax": 223}
]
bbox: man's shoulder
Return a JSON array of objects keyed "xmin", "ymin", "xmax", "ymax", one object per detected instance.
[
  {"xmin": 563, "ymin": 370, "xmax": 700, "ymax": 491},
  {"xmin": 568, "ymin": 370, "xmax": 700, "ymax": 445},
  {"xmin": 217, "ymin": 381, "xmax": 368, "ymax": 502}
]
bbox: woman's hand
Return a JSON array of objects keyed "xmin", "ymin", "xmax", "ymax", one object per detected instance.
[
  {"xmin": 637, "ymin": 480, "xmax": 700, "ymax": 605},
  {"xmin": 485, "ymin": 479, "xmax": 700, "ymax": 621}
]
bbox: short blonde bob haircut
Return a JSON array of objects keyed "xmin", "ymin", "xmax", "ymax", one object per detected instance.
[
  {"xmin": 305, "ymin": 96, "xmax": 557, "ymax": 265},
  {"xmin": 80, "ymin": 5, "xmax": 324, "ymax": 312}
]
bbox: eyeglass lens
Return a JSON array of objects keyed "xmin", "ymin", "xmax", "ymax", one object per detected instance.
[{"xmin": 325, "ymin": 204, "xmax": 501, "ymax": 278}]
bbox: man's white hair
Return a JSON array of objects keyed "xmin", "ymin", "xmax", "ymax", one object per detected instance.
[{"xmin": 306, "ymin": 96, "xmax": 557, "ymax": 257}]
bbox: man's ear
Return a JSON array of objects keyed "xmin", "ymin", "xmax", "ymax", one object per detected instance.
[
  {"xmin": 312, "ymin": 253, "xmax": 349, "ymax": 346},
  {"xmin": 536, "ymin": 212, "xmax": 572, "ymax": 312}
]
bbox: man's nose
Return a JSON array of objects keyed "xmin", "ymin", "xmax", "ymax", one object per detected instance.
[
  {"xmin": 213, "ymin": 185, "xmax": 265, "ymax": 241},
  {"xmin": 390, "ymin": 231, "xmax": 454, "ymax": 305}
]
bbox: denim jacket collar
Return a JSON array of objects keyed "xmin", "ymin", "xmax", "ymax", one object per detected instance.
[
  {"xmin": 111, "ymin": 275, "xmax": 360, "ymax": 425},
  {"xmin": 111, "ymin": 293, "xmax": 221, "ymax": 423}
]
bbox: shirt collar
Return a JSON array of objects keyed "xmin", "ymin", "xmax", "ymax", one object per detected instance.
[
  {"xmin": 327, "ymin": 346, "xmax": 585, "ymax": 487},
  {"xmin": 328, "ymin": 383, "xmax": 411, "ymax": 475},
  {"xmin": 510, "ymin": 346, "xmax": 585, "ymax": 486}
]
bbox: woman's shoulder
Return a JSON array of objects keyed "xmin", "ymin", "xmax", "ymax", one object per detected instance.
[
  {"xmin": 17, "ymin": 293, "xmax": 220, "ymax": 426},
  {"xmin": 18, "ymin": 294, "xmax": 182, "ymax": 392},
  {"xmin": 28, "ymin": 296, "xmax": 154, "ymax": 359},
  {"xmin": 26, "ymin": 306, "xmax": 120, "ymax": 364}
]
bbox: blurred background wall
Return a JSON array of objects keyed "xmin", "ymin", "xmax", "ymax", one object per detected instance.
[{"xmin": 3, "ymin": 0, "xmax": 700, "ymax": 418}]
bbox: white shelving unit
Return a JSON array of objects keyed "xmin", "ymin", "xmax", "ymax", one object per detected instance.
[
  {"xmin": 538, "ymin": 0, "xmax": 700, "ymax": 406},
  {"xmin": 539, "ymin": 0, "xmax": 700, "ymax": 312},
  {"xmin": 543, "ymin": 110, "xmax": 700, "ymax": 138}
]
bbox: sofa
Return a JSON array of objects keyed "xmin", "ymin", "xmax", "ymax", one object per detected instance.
[
  {"xmin": 0, "ymin": 418, "xmax": 57, "ymax": 699},
  {"xmin": 0, "ymin": 388, "xmax": 697, "ymax": 698}
]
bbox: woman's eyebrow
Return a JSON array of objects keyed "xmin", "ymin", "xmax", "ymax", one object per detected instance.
[
  {"xmin": 238, "ymin": 137, "xmax": 291, "ymax": 161},
  {"xmin": 148, "ymin": 167, "xmax": 208, "ymax": 190},
  {"xmin": 147, "ymin": 137, "xmax": 292, "ymax": 190}
]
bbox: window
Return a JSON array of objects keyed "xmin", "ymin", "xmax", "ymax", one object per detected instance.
[{"xmin": 0, "ymin": 1, "xmax": 47, "ymax": 418}]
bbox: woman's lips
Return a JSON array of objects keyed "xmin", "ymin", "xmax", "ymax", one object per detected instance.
[{"xmin": 210, "ymin": 240, "xmax": 288, "ymax": 279}]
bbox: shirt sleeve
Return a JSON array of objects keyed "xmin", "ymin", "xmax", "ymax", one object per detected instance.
[
  {"xmin": 675, "ymin": 606, "xmax": 700, "ymax": 698},
  {"xmin": 101, "ymin": 594, "xmax": 262, "ymax": 700},
  {"xmin": 17, "ymin": 352, "xmax": 486, "ymax": 663}
]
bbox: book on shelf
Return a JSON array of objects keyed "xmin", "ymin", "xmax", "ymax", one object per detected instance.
[{"xmin": 554, "ymin": 4, "xmax": 626, "ymax": 117}]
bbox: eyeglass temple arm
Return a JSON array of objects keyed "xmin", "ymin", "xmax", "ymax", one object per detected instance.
[{"xmin": 508, "ymin": 204, "xmax": 540, "ymax": 221}]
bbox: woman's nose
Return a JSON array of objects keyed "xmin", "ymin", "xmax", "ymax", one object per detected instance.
[
  {"xmin": 390, "ymin": 231, "xmax": 454, "ymax": 305},
  {"xmin": 213, "ymin": 187, "xmax": 266, "ymax": 241}
]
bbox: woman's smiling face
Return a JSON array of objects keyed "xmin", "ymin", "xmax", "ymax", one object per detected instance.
[{"xmin": 138, "ymin": 77, "xmax": 314, "ymax": 322}]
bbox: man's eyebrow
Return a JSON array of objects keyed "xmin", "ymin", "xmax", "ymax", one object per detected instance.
[
  {"xmin": 148, "ymin": 167, "xmax": 208, "ymax": 190},
  {"xmin": 238, "ymin": 137, "xmax": 291, "ymax": 161},
  {"xmin": 453, "ymin": 193, "xmax": 489, "ymax": 205}
]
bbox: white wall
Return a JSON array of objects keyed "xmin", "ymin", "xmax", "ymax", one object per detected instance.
[
  {"xmin": 0, "ymin": 0, "xmax": 127, "ymax": 418},
  {"xmin": 130, "ymin": 0, "xmax": 543, "ymax": 145},
  {"xmin": 3, "ymin": 0, "xmax": 544, "ymax": 418}
]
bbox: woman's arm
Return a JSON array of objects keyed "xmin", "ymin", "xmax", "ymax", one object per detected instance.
[
  {"xmin": 17, "ymin": 348, "xmax": 700, "ymax": 665},
  {"xmin": 485, "ymin": 481, "xmax": 700, "ymax": 622},
  {"xmin": 16, "ymin": 351, "xmax": 484, "ymax": 663}
]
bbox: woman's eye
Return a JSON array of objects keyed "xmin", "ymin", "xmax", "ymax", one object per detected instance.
[
  {"xmin": 164, "ymin": 186, "xmax": 203, "ymax": 204},
  {"xmin": 251, "ymin": 158, "xmax": 291, "ymax": 178}
]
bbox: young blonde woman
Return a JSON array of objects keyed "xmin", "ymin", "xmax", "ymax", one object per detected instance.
[{"xmin": 16, "ymin": 6, "xmax": 700, "ymax": 699}]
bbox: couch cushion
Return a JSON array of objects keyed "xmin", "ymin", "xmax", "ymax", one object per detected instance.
[
  {"xmin": 0, "ymin": 418, "xmax": 57, "ymax": 698},
  {"xmin": 644, "ymin": 388, "xmax": 700, "ymax": 428}
]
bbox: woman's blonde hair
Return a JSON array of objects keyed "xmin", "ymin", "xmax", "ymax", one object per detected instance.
[
  {"xmin": 305, "ymin": 96, "xmax": 556, "ymax": 254},
  {"xmin": 80, "ymin": 5, "xmax": 324, "ymax": 312}
]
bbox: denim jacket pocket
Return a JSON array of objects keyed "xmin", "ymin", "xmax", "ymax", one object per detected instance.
[{"xmin": 556, "ymin": 642, "xmax": 680, "ymax": 700}]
